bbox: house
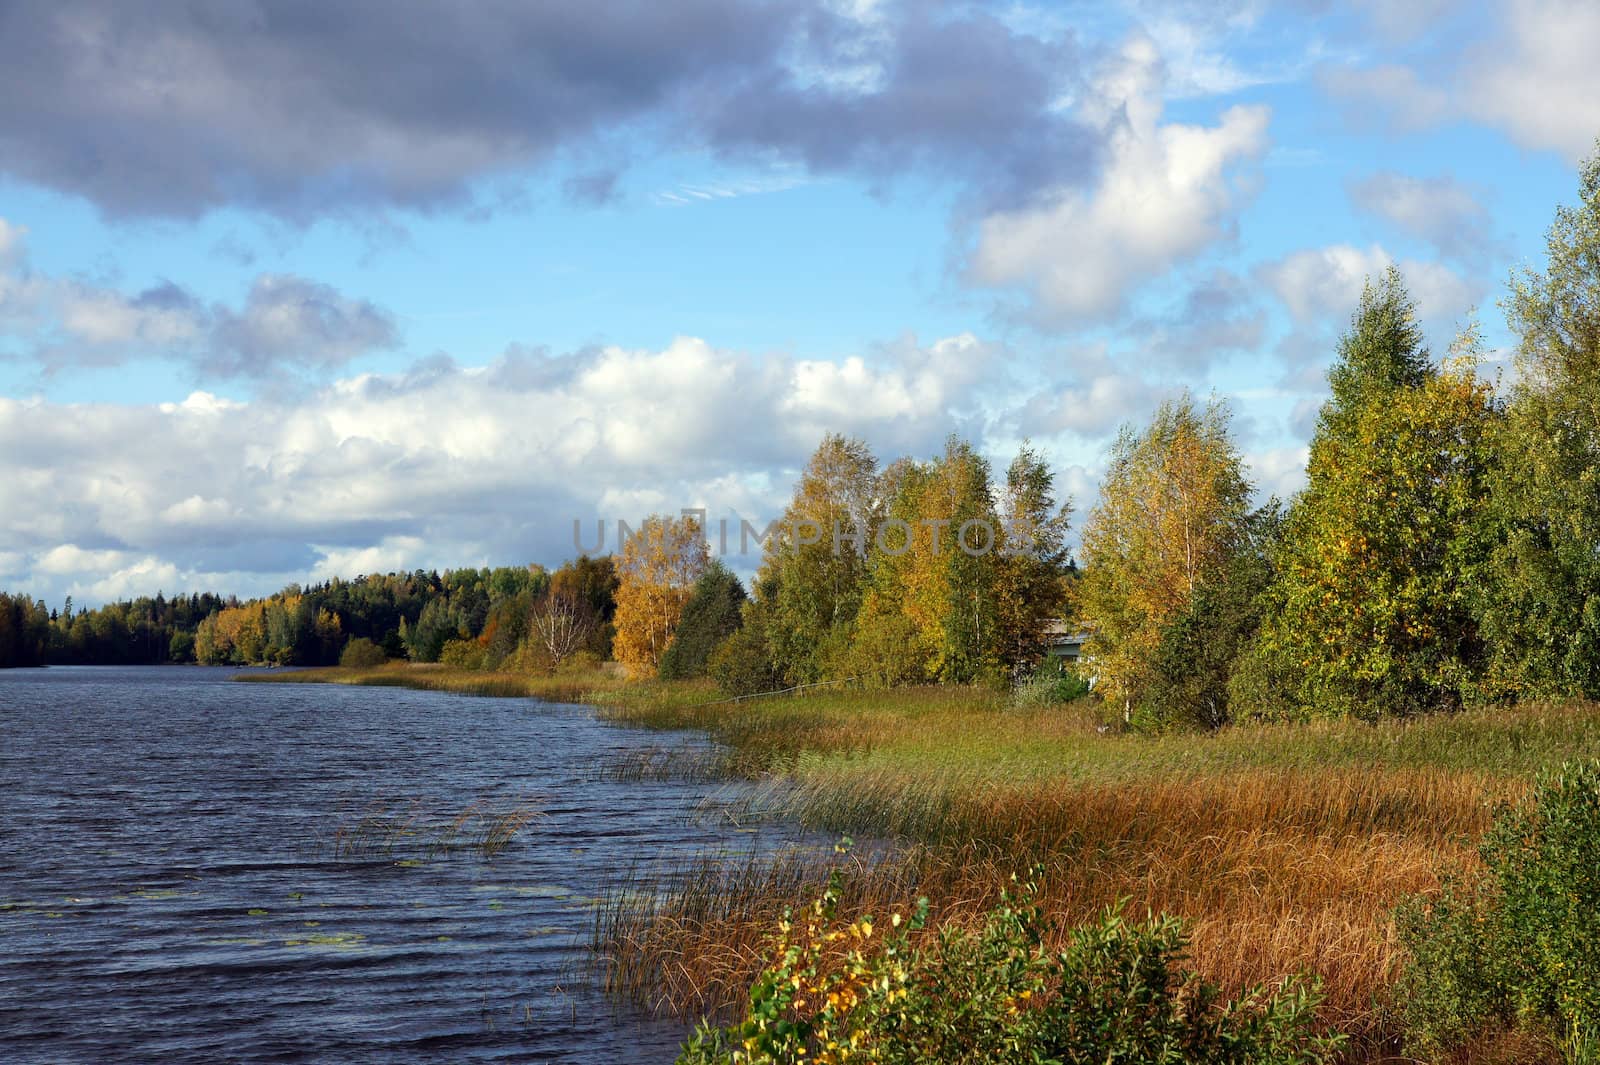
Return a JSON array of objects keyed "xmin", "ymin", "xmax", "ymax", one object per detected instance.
[{"xmin": 1040, "ymin": 621, "xmax": 1091, "ymax": 666}]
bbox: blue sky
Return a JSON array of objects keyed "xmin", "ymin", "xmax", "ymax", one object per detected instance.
[{"xmin": 1, "ymin": 0, "xmax": 1596, "ymax": 606}]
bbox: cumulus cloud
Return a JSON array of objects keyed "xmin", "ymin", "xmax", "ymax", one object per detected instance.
[
  {"xmin": 207, "ymin": 276, "xmax": 399, "ymax": 377},
  {"xmin": 1012, "ymin": 348, "xmax": 1174, "ymax": 439},
  {"xmin": 0, "ymin": 0, "xmax": 1099, "ymax": 221},
  {"xmin": 968, "ymin": 35, "xmax": 1270, "ymax": 322},
  {"xmin": 1257, "ymin": 243, "xmax": 1481, "ymax": 330},
  {"xmin": 1256, "ymin": 243, "xmax": 1485, "ymax": 392},
  {"xmin": 0, "ymin": 229, "xmax": 397, "ymax": 377},
  {"xmin": 1346, "ymin": 172, "xmax": 1494, "ymax": 262},
  {"xmin": 1320, "ymin": 1, "xmax": 1600, "ymax": 165},
  {"xmin": 0, "ymin": 334, "xmax": 1017, "ymax": 605},
  {"xmin": 1462, "ymin": 0, "xmax": 1600, "ymax": 162}
]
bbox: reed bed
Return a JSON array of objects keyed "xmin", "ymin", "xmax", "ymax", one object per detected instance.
[
  {"xmin": 590, "ymin": 689, "xmax": 1600, "ymax": 1062},
  {"xmin": 596, "ymin": 775, "xmax": 1489, "ymax": 1056}
]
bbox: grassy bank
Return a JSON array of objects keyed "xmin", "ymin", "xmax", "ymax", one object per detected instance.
[
  {"xmin": 240, "ymin": 665, "xmax": 1600, "ymax": 1060},
  {"xmin": 593, "ymin": 688, "xmax": 1600, "ymax": 1063}
]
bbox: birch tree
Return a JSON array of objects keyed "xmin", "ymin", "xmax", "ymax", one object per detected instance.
[{"xmin": 1079, "ymin": 395, "xmax": 1253, "ymax": 713}]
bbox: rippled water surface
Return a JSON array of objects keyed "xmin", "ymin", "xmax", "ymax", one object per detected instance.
[{"xmin": 0, "ymin": 666, "xmax": 767, "ymax": 1063}]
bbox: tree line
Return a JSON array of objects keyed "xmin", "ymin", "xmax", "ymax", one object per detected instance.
[
  {"xmin": 0, "ymin": 560, "xmax": 620, "ymax": 671},
  {"xmin": 605, "ymin": 432, "xmax": 1074, "ymax": 692},
  {"xmin": 1077, "ymin": 149, "xmax": 1600, "ymax": 726}
]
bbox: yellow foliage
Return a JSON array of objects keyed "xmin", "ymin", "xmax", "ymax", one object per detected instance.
[{"xmin": 613, "ymin": 514, "xmax": 709, "ymax": 677}]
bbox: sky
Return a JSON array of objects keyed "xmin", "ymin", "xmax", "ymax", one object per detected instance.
[{"xmin": 2, "ymin": 0, "xmax": 1596, "ymax": 608}]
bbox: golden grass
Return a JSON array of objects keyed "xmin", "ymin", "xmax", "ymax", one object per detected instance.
[
  {"xmin": 597, "ymin": 767, "xmax": 1505, "ymax": 1058},
  {"xmin": 590, "ymin": 690, "xmax": 1600, "ymax": 1063}
]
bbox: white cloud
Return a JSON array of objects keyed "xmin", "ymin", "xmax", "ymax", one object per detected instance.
[
  {"xmin": 1257, "ymin": 243, "xmax": 1481, "ymax": 330},
  {"xmin": 35, "ymin": 544, "xmax": 129, "ymax": 575},
  {"xmin": 1317, "ymin": 63, "xmax": 1451, "ymax": 133},
  {"xmin": 1013, "ymin": 348, "xmax": 1172, "ymax": 438},
  {"xmin": 1321, "ymin": 2, "xmax": 1600, "ymax": 165},
  {"xmin": 0, "ymin": 334, "xmax": 1023, "ymax": 605},
  {"xmin": 969, "ymin": 34, "xmax": 1270, "ymax": 321},
  {"xmin": 0, "ymin": 226, "xmax": 396, "ymax": 378},
  {"xmin": 59, "ymin": 286, "xmax": 204, "ymax": 347},
  {"xmin": 1245, "ymin": 445, "xmax": 1310, "ymax": 502},
  {"xmin": 310, "ymin": 536, "xmax": 428, "ymax": 581},
  {"xmin": 1465, "ymin": 0, "xmax": 1600, "ymax": 163}
]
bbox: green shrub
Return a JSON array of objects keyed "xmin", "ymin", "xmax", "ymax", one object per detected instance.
[
  {"xmin": 661, "ymin": 562, "xmax": 747, "ymax": 680},
  {"xmin": 1398, "ymin": 760, "xmax": 1600, "ymax": 1056},
  {"xmin": 1010, "ymin": 668, "xmax": 1090, "ymax": 708},
  {"xmin": 679, "ymin": 866, "xmax": 1338, "ymax": 1065},
  {"xmin": 438, "ymin": 637, "xmax": 488, "ymax": 670},
  {"xmin": 709, "ymin": 626, "xmax": 784, "ymax": 697},
  {"xmin": 338, "ymin": 636, "xmax": 387, "ymax": 669}
]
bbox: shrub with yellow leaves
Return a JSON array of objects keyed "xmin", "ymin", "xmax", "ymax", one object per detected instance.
[{"xmin": 677, "ymin": 852, "xmax": 1341, "ymax": 1065}]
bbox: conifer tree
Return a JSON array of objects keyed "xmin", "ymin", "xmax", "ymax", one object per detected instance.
[{"xmin": 1237, "ymin": 270, "xmax": 1497, "ymax": 719}]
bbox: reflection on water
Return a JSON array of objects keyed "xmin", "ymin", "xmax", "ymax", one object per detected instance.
[{"xmin": 0, "ymin": 666, "xmax": 788, "ymax": 1063}]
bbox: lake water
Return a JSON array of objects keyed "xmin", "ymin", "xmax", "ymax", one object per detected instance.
[{"xmin": 0, "ymin": 666, "xmax": 781, "ymax": 1063}]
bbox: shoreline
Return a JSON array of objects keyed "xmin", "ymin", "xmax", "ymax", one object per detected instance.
[{"xmin": 230, "ymin": 663, "xmax": 1600, "ymax": 1062}]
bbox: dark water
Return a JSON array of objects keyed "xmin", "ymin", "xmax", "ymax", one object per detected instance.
[{"xmin": 0, "ymin": 667, "xmax": 776, "ymax": 1064}]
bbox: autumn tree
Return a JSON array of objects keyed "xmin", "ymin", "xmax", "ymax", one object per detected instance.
[
  {"xmin": 993, "ymin": 443, "xmax": 1073, "ymax": 672},
  {"xmin": 550, "ymin": 554, "xmax": 620, "ymax": 659},
  {"xmin": 1237, "ymin": 271, "xmax": 1499, "ymax": 720},
  {"xmin": 1079, "ymin": 394, "xmax": 1254, "ymax": 715},
  {"xmin": 1140, "ymin": 502, "xmax": 1281, "ymax": 729},
  {"xmin": 852, "ymin": 437, "xmax": 1005, "ymax": 684},
  {"xmin": 760, "ymin": 434, "xmax": 880, "ymax": 683},
  {"xmin": 528, "ymin": 591, "xmax": 597, "ymax": 673},
  {"xmin": 613, "ymin": 514, "xmax": 710, "ymax": 676},
  {"xmin": 1481, "ymin": 143, "xmax": 1600, "ymax": 699}
]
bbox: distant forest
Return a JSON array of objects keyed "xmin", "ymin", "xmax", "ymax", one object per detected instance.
[{"xmin": 0, "ymin": 556, "xmax": 619, "ymax": 671}]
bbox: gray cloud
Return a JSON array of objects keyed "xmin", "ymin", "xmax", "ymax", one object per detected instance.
[
  {"xmin": 702, "ymin": 6, "xmax": 1093, "ymax": 210},
  {"xmin": 207, "ymin": 275, "xmax": 399, "ymax": 377},
  {"xmin": 2, "ymin": 232, "xmax": 398, "ymax": 378},
  {"xmin": 1120, "ymin": 269, "xmax": 1267, "ymax": 370},
  {"xmin": 0, "ymin": 0, "xmax": 1092, "ymax": 221},
  {"xmin": 1346, "ymin": 171, "xmax": 1496, "ymax": 262}
]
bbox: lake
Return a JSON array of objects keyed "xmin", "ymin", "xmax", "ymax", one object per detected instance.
[{"xmin": 0, "ymin": 666, "xmax": 786, "ymax": 1063}]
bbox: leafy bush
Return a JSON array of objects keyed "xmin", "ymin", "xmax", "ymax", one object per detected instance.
[
  {"xmin": 338, "ymin": 636, "xmax": 387, "ymax": 669},
  {"xmin": 708, "ymin": 626, "xmax": 783, "ymax": 697},
  {"xmin": 438, "ymin": 637, "xmax": 488, "ymax": 670},
  {"xmin": 679, "ymin": 865, "xmax": 1338, "ymax": 1065},
  {"xmin": 1398, "ymin": 760, "xmax": 1600, "ymax": 1056},
  {"xmin": 1010, "ymin": 667, "xmax": 1090, "ymax": 708}
]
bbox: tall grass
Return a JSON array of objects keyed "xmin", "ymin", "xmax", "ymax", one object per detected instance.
[{"xmin": 591, "ymin": 689, "xmax": 1600, "ymax": 1062}]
